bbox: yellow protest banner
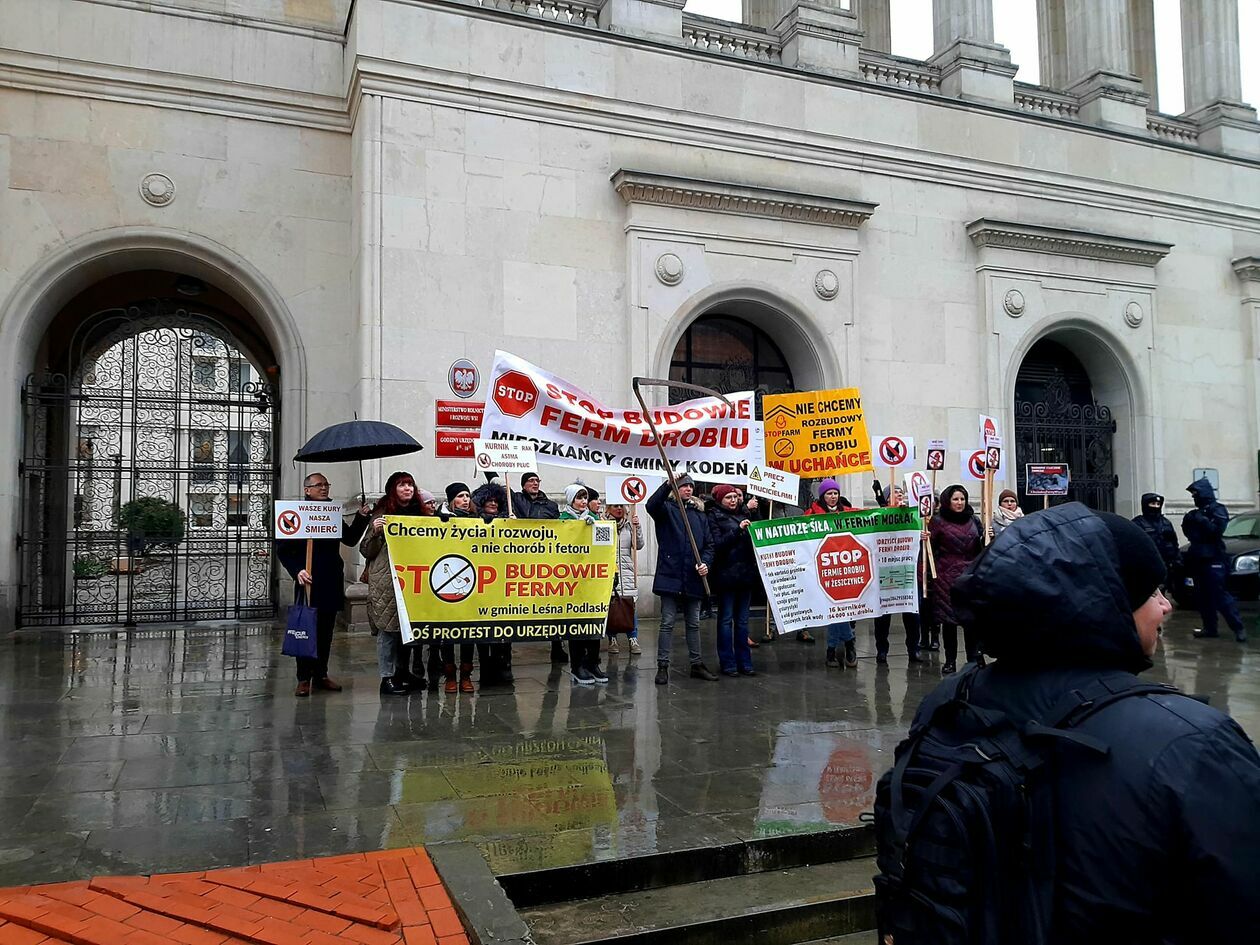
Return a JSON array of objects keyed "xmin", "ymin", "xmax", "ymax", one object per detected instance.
[
  {"xmin": 383, "ymin": 518, "xmax": 617, "ymax": 643},
  {"xmin": 762, "ymin": 388, "xmax": 874, "ymax": 477}
]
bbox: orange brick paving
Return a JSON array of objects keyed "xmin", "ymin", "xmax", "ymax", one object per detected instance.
[{"xmin": 0, "ymin": 847, "xmax": 472, "ymax": 945}]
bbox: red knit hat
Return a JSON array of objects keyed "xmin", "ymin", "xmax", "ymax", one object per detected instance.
[{"xmin": 712, "ymin": 484, "xmax": 741, "ymax": 502}]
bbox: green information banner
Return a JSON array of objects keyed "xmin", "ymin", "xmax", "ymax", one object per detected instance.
[{"xmin": 749, "ymin": 508, "xmax": 923, "ymax": 633}]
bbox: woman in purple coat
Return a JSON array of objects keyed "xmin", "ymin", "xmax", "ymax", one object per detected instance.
[{"xmin": 928, "ymin": 484, "xmax": 985, "ymax": 676}]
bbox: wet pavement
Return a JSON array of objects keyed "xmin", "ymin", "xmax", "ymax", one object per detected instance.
[{"xmin": 1, "ymin": 607, "xmax": 1256, "ymax": 885}]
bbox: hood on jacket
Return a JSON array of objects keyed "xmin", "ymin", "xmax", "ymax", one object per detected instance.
[
  {"xmin": 953, "ymin": 503, "xmax": 1162, "ymax": 674},
  {"xmin": 471, "ymin": 481, "xmax": 507, "ymax": 516},
  {"xmin": 1187, "ymin": 477, "xmax": 1216, "ymax": 507},
  {"xmin": 1140, "ymin": 492, "xmax": 1165, "ymax": 520}
]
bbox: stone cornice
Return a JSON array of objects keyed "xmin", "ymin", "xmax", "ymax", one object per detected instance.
[
  {"xmin": 1234, "ymin": 256, "xmax": 1260, "ymax": 283},
  {"xmin": 966, "ymin": 219, "xmax": 1172, "ymax": 266},
  {"xmin": 611, "ymin": 170, "xmax": 877, "ymax": 228}
]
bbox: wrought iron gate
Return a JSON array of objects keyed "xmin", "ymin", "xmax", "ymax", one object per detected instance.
[
  {"xmin": 1014, "ymin": 352, "xmax": 1116, "ymax": 513},
  {"xmin": 18, "ymin": 302, "xmax": 278, "ymax": 626}
]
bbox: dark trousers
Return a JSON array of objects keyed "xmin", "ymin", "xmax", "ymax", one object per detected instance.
[
  {"xmin": 941, "ymin": 622, "xmax": 977, "ymax": 666},
  {"xmin": 873, "ymin": 612, "xmax": 920, "ymax": 657},
  {"xmin": 409, "ymin": 643, "xmax": 441, "ymax": 679},
  {"xmin": 1194, "ymin": 560, "xmax": 1244, "ymax": 636},
  {"xmin": 570, "ymin": 639, "xmax": 601, "ymax": 671},
  {"xmin": 295, "ymin": 605, "xmax": 337, "ymax": 682},
  {"xmin": 716, "ymin": 590, "xmax": 753, "ymax": 673},
  {"xmin": 440, "ymin": 643, "xmax": 474, "ymax": 666}
]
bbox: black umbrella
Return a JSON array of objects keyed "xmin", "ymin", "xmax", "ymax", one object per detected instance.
[{"xmin": 294, "ymin": 420, "xmax": 423, "ymax": 499}]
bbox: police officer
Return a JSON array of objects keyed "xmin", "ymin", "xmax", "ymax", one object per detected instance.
[{"xmin": 1182, "ymin": 477, "xmax": 1246, "ymax": 642}]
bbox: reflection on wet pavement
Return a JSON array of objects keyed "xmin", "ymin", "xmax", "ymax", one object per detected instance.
[{"xmin": 0, "ymin": 608, "xmax": 1254, "ymax": 883}]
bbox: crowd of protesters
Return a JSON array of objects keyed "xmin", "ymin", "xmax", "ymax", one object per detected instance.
[{"xmin": 279, "ymin": 466, "xmax": 1239, "ymax": 697}]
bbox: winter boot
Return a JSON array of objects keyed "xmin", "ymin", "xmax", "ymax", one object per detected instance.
[
  {"xmin": 654, "ymin": 662, "xmax": 669, "ymax": 686},
  {"xmin": 443, "ymin": 663, "xmax": 458, "ymax": 694},
  {"xmin": 825, "ymin": 646, "xmax": 839, "ymax": 668},
  {"xmin": 844, "ymin": 640, "xmax": 858, "ymax": 668},
  {"xmin": 459, "ymin": 663, "xmax": 475, "ymax": 693}
]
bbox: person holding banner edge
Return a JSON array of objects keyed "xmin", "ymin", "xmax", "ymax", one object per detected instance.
[
  {"xmin": 276, "ymin": 473, "xmax": 371, "ymax": 697},
  {"xmin": 472, "ymin": 479, "xmax": 514, "ymax": 686},
  {"xmin": 560, "ymin": 483, "xmax": 608, "ymax": 684},
  {"xmin": 511, "ymin": 471, "xmax": 570, "ymax": 666},
  {"xmin": 647, "ymin": 477, "xmax": 718, "ymax": 684},
  {"xmin": 871, "ymin": 483, "xmax": 924, "ymax": 665},
  {"xmin": 360, "ymin": 471, "xmax": 426, "ymax": 695}
]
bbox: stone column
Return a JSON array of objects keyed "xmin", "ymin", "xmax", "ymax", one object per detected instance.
[
  {"xmin": 1233, "ymin": 256, "xmax": 1260, "ymax": 504},
  {"xmin": 598, "ymin": 0, "xmax": 685, "ymax": 44},
  {"xmin": 1181, "ymin": 0, "xmax": 1260, "ymax": 157},
  {"xmin": 929, "ymin": 0, "xmax": 1016, "ymax": 105},
  {"xmin": 775, "ymin": 1, "xmax": 864, "ymax": 78},
  {"xmin": 1035, "ymin": 0, "xmax": 1067, "ymax": 89},
  {"xmin": 857, "ymin": 0, "xmax": 891, "ymax": 53},
  {"xmin": 1128, "ymin": 0, "xmax": 1159, "ymax": 111},
  {"xmin": 1061, "ymin": 0, "xmax": 1149, "ymax": 130}
]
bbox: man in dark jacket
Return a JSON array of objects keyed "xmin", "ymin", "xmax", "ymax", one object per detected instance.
[
  {"xmin": 510, "ymin": 472, "xmax": 568, "ymax": 663},
  {"xmin": 1182, "ymin": 476, "xmax": 1246, "ymax": 642},
  {"xmin": 276, "ymin": 472, "xmax": 371, "ymax": 697},
  {"xmin": 1131, "ymin": 492, "xmax": 1181, "ymax": 593},
  {"xmin": 647, "ymin": 476, "xmax": 716, "ymax": 685},
  {"xmin": 885, "ymin": 503, "xmax": 1260, "ymax": 941}
]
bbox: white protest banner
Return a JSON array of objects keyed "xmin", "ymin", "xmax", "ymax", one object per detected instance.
[
  {"xmin": 604, "ymin": 474, "xmax": 663, "ymax": 505},
  {"xmin": 925, "ymin": 439, "xmax": 947, "ymax": 471},
  {"xmin": 473, "ymin": 439, "xmax": 537, "ymax": 476},
  {"xmin": 749, "ymin": 508, "xmax": 923, "ymax": 632},
  {"xmin": 273, "ymin": 500, "xmax": 344, "ymax": 539},
  {"xmin": 480, "ymin": 350, "xmax": 756, "ymax": 482},
  {"xmin": 873, "ymin": 435, "xmax": 915, "ymax": 468},
  {"xmin": 962, "ymin": 448, "xmax": 988, "ymax": 482},
  {"xmin": 747, "ymin": 464, "xmax": 801, "ymax": 505}
]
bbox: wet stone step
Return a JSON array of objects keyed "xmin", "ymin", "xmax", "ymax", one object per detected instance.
[{"xmin": 519, "ymin": 856, "xmax": 877, "ymax": 945}]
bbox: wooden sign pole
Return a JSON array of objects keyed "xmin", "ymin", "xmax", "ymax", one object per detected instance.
[
  {"xmin": 1043, "ymin": 494, "xmax": 1049, "ymax": 511},
  {"xmin": 764, "ymin": 499, "xmax": 774, "ymax": 640},
  {"xmin": 631, "ymin": 502, "xmax": 638, "ymax": 584},
  {"xmin": 304, "ymin": 538, "xmax": 314, "ymax": 593}
]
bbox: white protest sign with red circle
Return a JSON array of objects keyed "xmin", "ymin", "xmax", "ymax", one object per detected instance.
[
  {"xmin": 605, "ymin": 474, "xmax": 663, "ymax": 505},
  {"xmin": 273, "ymin": 500, "xmax": 343, "ymax": 539},
  {"xmin": 621, "ymin": 476, "xmax": 647, "ymax": 503},
  {"xmin": 926, "ymin": 438, "xmax": 946, "ymax": 471},
  {"xmin": 963, "ymin": 449, "xmax": 987, "ymax": 482},
  {"xmin": 905, "ymin": 471, "xmax": 932, "ymax": 501},
  {"xmin": 874, "ymin": 435, "xmax": 914, "ymax": 468}
]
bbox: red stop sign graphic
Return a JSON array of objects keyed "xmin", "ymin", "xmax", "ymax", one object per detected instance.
[
  {"xmin": 816, "ymin": 534, "xmax": 873, "ymax": 602},
  {"xmin": 492, "ymin": 370, "xmax": 538, "ymax": 418}
]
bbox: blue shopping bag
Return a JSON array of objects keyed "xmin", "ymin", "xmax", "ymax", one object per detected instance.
[{"xmin": 282, "ymin": 588, "xmax": 318, "ymax": 659}]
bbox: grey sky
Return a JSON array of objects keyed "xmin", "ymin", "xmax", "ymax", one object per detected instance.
[{"xmin": 683, "ymin": 0, "xmax": 1260, "ymax": 116}]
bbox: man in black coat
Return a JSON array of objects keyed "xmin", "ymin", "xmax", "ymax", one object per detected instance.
[
  {"xmin": 276, "ymin": 472, "xmax": 370, "ymax": 696},
  {"xmin": 1131, "ymin": 492, "xmax": 1181, "ymax": 593},
  {"xmin": 889, "ymin": 503, "xmax": 1260, "ymax": 941},
  {"xmin": 647, "ymin": 476, "xmax": 716, "ymax": 685},
  {"xmin": 510, "ymin": 471, "xmax": 568, "ymax": 663},
  {"xmin": 1182, "ymin": 477, "xmax": 1246, "ymax": 642}
]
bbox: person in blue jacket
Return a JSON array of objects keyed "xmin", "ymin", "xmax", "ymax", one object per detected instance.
[
  {"xmin": 1182, "ymin": 477, "xmax": 1246, "ymax": 642},
  {"xmin": 647, "ymin": 475, "xmax": 716, "ymax": 685},
  {"xmin": 893, "ymin": 503, "xmax": 1260, "ymax": 941}
]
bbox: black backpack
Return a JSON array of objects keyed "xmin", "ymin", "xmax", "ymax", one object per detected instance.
[{"xmin": 873, "ymin": 665, "xmax": 1177, "ymax": 944}]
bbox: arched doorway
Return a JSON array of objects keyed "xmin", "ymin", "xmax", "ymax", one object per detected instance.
[
  {"xmin": 19, "ymin": 271, "xmax": 280, "ymax": 626},
  {"xmin": 1014, "ymin": 338, "xmax": 1117, "ymax": 512},
  {"xmin": 668, "ymin": 312, "xmax": 797, "ymax": 407}
]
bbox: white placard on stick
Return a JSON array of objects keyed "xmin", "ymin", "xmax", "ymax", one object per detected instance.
[
  {"xmin": 274, "ymin": 500, "xmax": 344, "ymax": 539},
  {"xmin": 747, "ymin": 464, "xmax": 801, "ymax": 505},
  {"xmin": 473, "ymin": 439, "xmax": 537, "ymax": 476},
  {"xmin": 604, "ymin": 473, "xmax": 662, "ymax": 505}
]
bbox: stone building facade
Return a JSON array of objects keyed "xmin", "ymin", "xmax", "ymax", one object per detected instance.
[{"xmin": 1, "ymin": 0, "xmax": 1258, "ymax": 624}]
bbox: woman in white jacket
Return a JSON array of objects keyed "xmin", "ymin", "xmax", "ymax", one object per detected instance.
[{"xmin": 606, "ymin": 503, "xmax": 645, "ymax": 655}]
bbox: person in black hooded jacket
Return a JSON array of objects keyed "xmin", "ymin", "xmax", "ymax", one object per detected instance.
[
  {"xmin": 706, "ymin": 484, "xmax": 761, "ymax": 677},
  {"xmin": 1182, "ymin": 476, "xmax": 1246, "ymax": 641},
  {"xmin": 897, "ymin": 502, "xmax": 1260, "ymax": 942},
  {"xmin": 1131, "ymin": 492, "xmax": 1181, "ymax": 593}
]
